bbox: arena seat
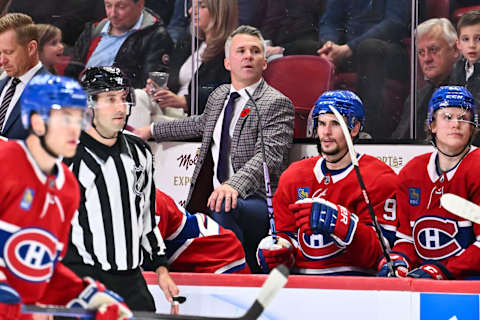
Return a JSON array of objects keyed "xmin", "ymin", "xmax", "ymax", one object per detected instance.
[
  {"xmin": 263, "ymin": 55, "xmax": 334, "ymax": 138},
  {"xmin": 426, "ymin": 0, "xmax": 451, "ymax": 18}
]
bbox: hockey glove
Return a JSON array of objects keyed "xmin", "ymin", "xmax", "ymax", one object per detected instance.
[
  {"xmin": 256, "ymin": 236, "xmax": 295, "ymax": 274},
  {"xmin": 291, "ymin": 198, "xmax": 358, "ymax": 247},
  {"xmin": 67, "ymin": 277, "xmax": 133, "ymax": 320},
  {"xmin": 377, "ymin": 253, "xmax": 410, "ymax": 277},
  {"xmin": 0, "ymin": 282, "xmax": 21, "ymax": 320},
  {"xmin": 407, "ymin": 261, "xmax": 452, "ymax": 280}
]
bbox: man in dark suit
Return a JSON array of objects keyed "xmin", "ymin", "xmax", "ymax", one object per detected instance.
[
  {"xmin": 0, "ymin": 13, "xmax": 48, "ymax": 140},
  {"xmin": 135, "ymin": 25, "xmax": 294, "ymax": 272}
]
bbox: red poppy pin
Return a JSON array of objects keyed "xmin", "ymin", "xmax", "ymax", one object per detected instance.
[{"xmin": 241, "ymin": 108, "xmax": 250, "ymax": 117}]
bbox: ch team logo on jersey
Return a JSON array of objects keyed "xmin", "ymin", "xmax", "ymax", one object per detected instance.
[
  {"xmin": 412, "ymin": 217, "xmax": 462, "ymax": 260},
  {"xmin": 409, "ymin": 187, "xmax": 421, "ymax": 206},
  {"xmin": 3, "ymin": 228, "xmax": 60, "ymax": 282},
  {"xmin": 20, "ymin": 188, "xmax": 34, "ymax": 211},
  {"xmin": 298, "ymin": 230, "xmax": 344, "ymax": 260},
  {"xmin": 297, "ymin": 187, "xmax": 310, "ymax": 200}
]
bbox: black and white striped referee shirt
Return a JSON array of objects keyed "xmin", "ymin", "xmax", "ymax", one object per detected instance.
[{"xmin": 63, "ymin": 131, "xmax": 167, "ymax": 271}]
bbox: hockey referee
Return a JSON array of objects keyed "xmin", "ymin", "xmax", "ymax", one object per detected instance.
[{"xmin": 63, "ymin": 67, "xmax": 179, "ymax": 313}]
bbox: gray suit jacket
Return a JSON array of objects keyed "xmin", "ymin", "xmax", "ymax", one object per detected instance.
[{"xmin": 152, "ymin": 79, "xmax": 294, "ymax": 210}]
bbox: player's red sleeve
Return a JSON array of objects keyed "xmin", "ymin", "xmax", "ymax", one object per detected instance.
[{"xmin": 38, "ymin": 262, "xmax": 85, "ymax": 306}]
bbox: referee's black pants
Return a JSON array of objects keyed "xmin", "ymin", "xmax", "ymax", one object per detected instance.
[{"xmin": 66, "ymin": 263, "xmax": 156, "ymax": 311}]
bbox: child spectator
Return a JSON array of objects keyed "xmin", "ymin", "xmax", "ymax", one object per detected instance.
[
  {"xmin": 450, "ymin": 10, "xmax": 480, "ymax": 106},
  {"xmin": 36, "ymin": 24, "xmax": 65, "ymax": 74}
]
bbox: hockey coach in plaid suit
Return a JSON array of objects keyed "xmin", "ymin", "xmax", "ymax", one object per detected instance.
[{"xmin": 136, "ymin": 25, "xmax": 294, "ymax": 272}]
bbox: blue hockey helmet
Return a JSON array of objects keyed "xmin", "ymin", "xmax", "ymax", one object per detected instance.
[
  {"xmin": 427, "ymin": 86, "xmax": 477, "ymax": 126},
  {"xmin": 21, "ymin": 74, "xmax": 87, "ymax": 129},
  {"xmin": 311, "ymin": 90, "xmax": 365, "ymax": 131}
]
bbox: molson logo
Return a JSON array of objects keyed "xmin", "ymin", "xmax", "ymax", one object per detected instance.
[{"xmin": 176, "ymin": 148, "xmax": 200, "ymax": 171}]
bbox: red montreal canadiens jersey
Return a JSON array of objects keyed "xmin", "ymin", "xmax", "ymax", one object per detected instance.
[
  {"xmin": 274, "ymin": 154, "xmax": 398, "ymax": 275},
  {"xmin": 0, "ymin": 141, "xmax": 85, "ymax": 305},
  {"xmin": 393, "ymin": 148, "xmax": 480, "ymax": 279},
  {"xmin": 155, "ymin": 190, "xmax": 250, "ymax": 274}
]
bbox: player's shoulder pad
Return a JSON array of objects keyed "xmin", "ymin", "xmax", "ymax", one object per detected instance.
[
  {"xmin": 281, "ymin": 156, "xmax": 320, "ymax": 179},
  {"xmin": 398, "ymin": 152, "xmax": 432, "ymax": 175}
]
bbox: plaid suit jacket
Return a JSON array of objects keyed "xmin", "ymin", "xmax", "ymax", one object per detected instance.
[{"xmin": 152, "ymin": 79, "xmax": 294, "ymax": 207}]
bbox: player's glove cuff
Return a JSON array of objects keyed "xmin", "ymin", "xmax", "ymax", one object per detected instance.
[
  {"xmin": 377, "ymin": 252, "xmax": 410, "ymax": 277},
  {"xmin": 407, "ymin": 260, "xmax": 452, "ymax": 280},
  {"xmin": 67, "ymin": 277, "xmax": 133, "ymax": 319},
  {"xmin": 256, "ymin": 235, "xmax": 295, "ymax": 274}
]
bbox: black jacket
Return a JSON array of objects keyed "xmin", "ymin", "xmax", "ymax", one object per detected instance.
[
  {"xmin": 65, "ymin": 8, "xmax": 173, "ymax": 88},
  {"xmin": 168, "ymin": 34, "xmax": 230, "ymax": 115},
  {"xmin": 450, "ymin": 58, "xmax": 480, "ymax": 107}
]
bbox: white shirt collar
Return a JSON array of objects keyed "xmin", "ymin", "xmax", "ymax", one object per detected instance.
[
  {"xmin": 17, "ymin": 62, "xmax": 43, "ymax": 84},
  {"xmin": 230, "ymin": 78, "xmax": 262, "ymax": 99}
]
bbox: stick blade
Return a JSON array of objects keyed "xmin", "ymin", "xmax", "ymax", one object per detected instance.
[
  {"xmin": 441, "ymin": 193, "xmax": 480, "ymax": 224},
  {"xmin": 239, "ymin": 264, "xmax": 289, "ymax": 320}
]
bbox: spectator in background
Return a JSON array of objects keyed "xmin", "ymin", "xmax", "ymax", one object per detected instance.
[
  {"xmin": 450, "ymin": 10, "xmax": 480, "ymax": 109},
  {"xmin": 147, "ymin": 0, "xmax": 237, "ymax": 115},
  {"xmin": 250, "ymin": 0, "xmax": 325, "ymax": 56},
  {"xmin": 135, "ymin": 26, "xmax": 294, "ymax": 273},
  {"xmin": 393, "ymin": 18, "xmax": 460, "ymax": 140},
  {"xmin": 37, "ymin": 24, "xmax": 65, "ymax": 74},
  {"xmin": 64, "ymin": 0, "xmax": 173, "ymax": 88},
  {"xmin": 316, "ymin": 0, "xmax": 410, "ymax": 139},
  {"xmin": 168, "ymin": 0, "xmax": 190, "ymax": 44},
  {"xmin": 0, "ymin": 13, "xmax": 49, "ymax": 140}
]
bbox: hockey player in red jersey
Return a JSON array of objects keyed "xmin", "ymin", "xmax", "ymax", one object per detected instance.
[
  {"xmin": 152, "ymin": 190, "xmax": 250, "ymax": 274},
  {"xmin": 256, "ymin": 90, "xmax": 398, "ymax": 275},
  {"xmin": 0, "ymin": 74, "xmax": 132, "ymax": 319},
  {"xmin": 378, "ymin": 86, "xmax": 480, "ymax": 280}
]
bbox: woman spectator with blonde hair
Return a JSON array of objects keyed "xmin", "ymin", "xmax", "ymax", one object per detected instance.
[
  {"xmin": 147, "ymin": 0, "xmax": 238, "ymax": 115},
  {"xmin": 36, "ymin": 24, "xmax": 64, "ymax": 74}
]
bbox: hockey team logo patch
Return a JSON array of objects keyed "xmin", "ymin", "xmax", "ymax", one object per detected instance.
[
  {"xmin": 297, "ymin": 187, "xmax": 310, "ymax": 200},
  {"xmin": 298, "ymin": 231, "xmax": 344, "ymax": 260},
  {"xmin": 3, "ymin": 228, "xmax": 59, "ymax": 282},
  {"xmin": 409, "ymin": 187, "xmax": 421, "ymax": 206},
  {"xmin": 20, "ymin": 188, "xmax": 34, "ymax": 211},
  {"xmin": 413, "ymin": 217, "xmax": 462, "ymax": 260}
]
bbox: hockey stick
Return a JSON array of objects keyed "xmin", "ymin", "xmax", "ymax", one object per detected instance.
[
  {"xmin": 245, "ymin": 90, "xmax": 277, "ymax": 243},
  {"xmin": 328, "ymin": 106, "xmax": 394, "ymax": 276},
  {"xmin": 23, "ymin": 264, "xmax": 289, "ymax": 320},
  {"xmin": 440, "ymin": 193, "xmax": 480, "ymax": 224}
]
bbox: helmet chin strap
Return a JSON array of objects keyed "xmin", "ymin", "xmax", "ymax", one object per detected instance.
[
  {"xmin": 90, "ymin": 107, "xmax": 130, "ymax": 140},
  {"xmin": 90, "ymin": 108, "xmax": 118, "ymax": 140},
  {"xmin": 36, "ymin": 126, "xmax": 60, "ymax": 159},
  {"xmin": 431, "ymin": 127, "xmax": 474, "ymax": 158}
]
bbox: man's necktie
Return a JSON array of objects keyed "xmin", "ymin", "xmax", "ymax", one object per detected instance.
[
  {"xmin": 0, "ymin": 78, "xmax": 20, "ymax": 131},
  {"xmin": 217, "ymin": 91, "xmax": 240, "ymax": 183}
]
